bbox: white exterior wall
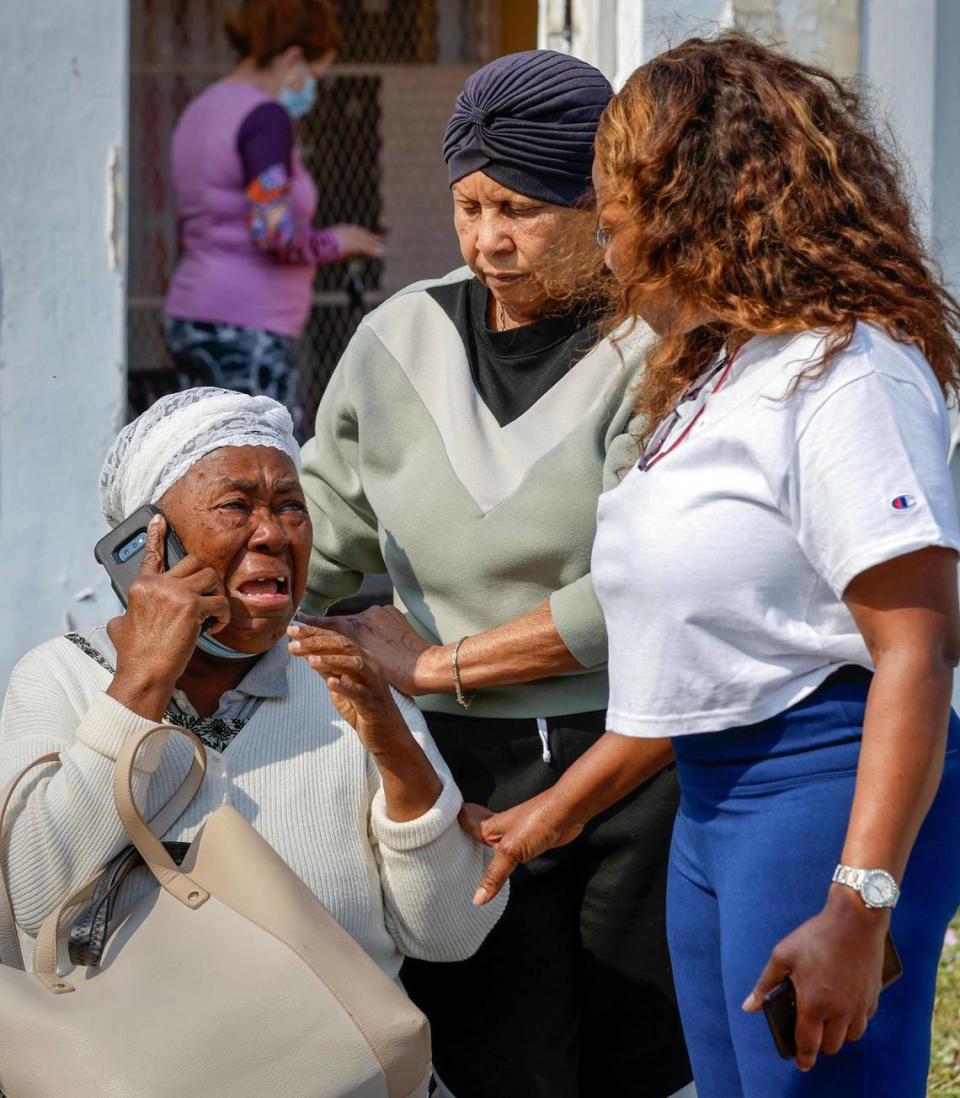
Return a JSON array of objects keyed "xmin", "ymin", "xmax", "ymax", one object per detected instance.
[
  {"xmin": 540, "ymin": 0, "xmax": 953, "ymax": 257},
  {"xmin": 860, "ymin": 0, "xmax": 937, "ymax": 236},
  {"xmin": 0, "ymin": 0, "xmax": 128, "ymax": 686},
  {"xmin": 932, "ymin": 0, "xmax": 960, "ymax": 294},
  {"xmin": 541, "ymin": 0, "xmax": 869, "ymax": 85}
]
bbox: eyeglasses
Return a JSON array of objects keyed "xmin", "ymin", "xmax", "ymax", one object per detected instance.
[
  {"xmin": 596, "ymin": 226, "xmax": 612, "ymax": 249},
  {"xmin": 637, "ymin": 352, "xmax": 738, "ymax": 471}
]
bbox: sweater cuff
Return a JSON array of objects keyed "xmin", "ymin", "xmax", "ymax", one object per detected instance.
[
  {"xmin": 303, "ymin": 554, "xmax": 364, "ymax": 616},
  {"xmin": 549, "ymin": 573, "xmax": 609, "ymax": 670},
  {"xmin": 314, "ymin": 226, "xmax": 342, "ymax": 262},
  {"xmin": 370, "ymin": 773, "xmax": 463, "ymax": 852},
  {"xmin": 74, "ymin": 693, "xmax": 168, "ymax": 773}
]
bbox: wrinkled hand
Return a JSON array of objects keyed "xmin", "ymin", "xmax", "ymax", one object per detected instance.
[
  {"xmin": 297, "ymin": 607, "xmax": 435, "ymax": 695},
  {"xmin": 742, "ymin": 887, "xmax": 889, "ymax": 1072},
  {"xmin": 287, "ymin": 622, "xmax": 409, "ymax": 752},
  {"xmin": 108, "ymin": 514, "xmax": 230, "ymax": 702},
  {"xmin": 458, "ymin": 791, "xmax": 585, "ymax": 906},
  {"xmin": 329, "ymin": 223, "xmax": 385, "ymax": 260}
]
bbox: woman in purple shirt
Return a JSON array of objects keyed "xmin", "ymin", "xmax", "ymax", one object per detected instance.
[{"xmin": 164, "ymin": 0, "xmax": 383, "ymax": 434}]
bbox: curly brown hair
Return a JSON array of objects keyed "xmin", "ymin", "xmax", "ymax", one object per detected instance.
[
  {"xmin": 535, "ymin": 201, "xmax": 615, "ymax": 317},
  {"xmin": 595, "ymin": 32, "xmax": 960, "ymax": 438},
  {"xmin": 225, "ymin": 0, "xmax": 341, "ymax": 65}
]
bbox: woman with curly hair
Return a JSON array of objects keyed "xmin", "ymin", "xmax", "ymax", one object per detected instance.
[{"xmin": 464, "ymin": 32, "xmax": 960, "ymax": 1097}]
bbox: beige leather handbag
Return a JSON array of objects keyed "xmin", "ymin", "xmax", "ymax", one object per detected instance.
[{"xmin": 0, "ymin": 723, "xmax": 431, "ymax": 1097}]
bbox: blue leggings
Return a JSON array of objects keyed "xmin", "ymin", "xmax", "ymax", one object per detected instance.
[{"xmin": 668, "ymin": 666, "xmax": 960, "ymax": 1097}]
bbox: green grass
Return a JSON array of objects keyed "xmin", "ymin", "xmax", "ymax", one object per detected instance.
[{"xmin": 930, "ymin": 913, "xmax": 960, "ymax": 1095}]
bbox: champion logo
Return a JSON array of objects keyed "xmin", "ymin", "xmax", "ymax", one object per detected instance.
[{"xmin": 891, "ymin": 494, "xmax": 917, "ymax": 511}]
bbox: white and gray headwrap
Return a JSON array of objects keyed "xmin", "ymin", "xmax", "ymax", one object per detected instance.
[{"xmin": 99, "ymin": 387, "xmax": 300, "ymax": 528}]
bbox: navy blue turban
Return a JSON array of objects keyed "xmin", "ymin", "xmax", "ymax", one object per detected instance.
[{"xmin": 443, "ymin": 49, "xmax": 613, "ymax": 207}]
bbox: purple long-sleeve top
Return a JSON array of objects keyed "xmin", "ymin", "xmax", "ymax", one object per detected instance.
[{"xmin": 165, "ymin": 82, "xmax": 320, "ymax": 339}]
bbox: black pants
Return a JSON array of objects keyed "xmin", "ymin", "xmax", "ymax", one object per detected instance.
[{"xmin": 402, "ymin": 710, "xmax": 691, "ymax": 1098}]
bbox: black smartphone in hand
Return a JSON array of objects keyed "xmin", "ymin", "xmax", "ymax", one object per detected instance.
[
  {"xmin": 94, "ymin": 504, "xmax": 188, "ymax": 607},
  {"xmin": 762, "ymin": 977, "xmax": 798, "ymax": 1059},
  {"xmin": 762, "ymin": 929, "xmax": 903, "ymax": 1059}
]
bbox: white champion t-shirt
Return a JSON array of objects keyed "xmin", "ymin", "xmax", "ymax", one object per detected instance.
[{"xmin": 592, "ymin": 323, "xmax": 960, "ymax": 738}]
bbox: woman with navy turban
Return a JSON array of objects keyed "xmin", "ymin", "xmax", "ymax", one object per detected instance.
[{"xmin": 296, "ymin": 51, "xmax": 693, "ymax": 1098}]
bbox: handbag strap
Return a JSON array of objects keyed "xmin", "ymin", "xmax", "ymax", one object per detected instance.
[
  {"xmin": 0, "ymin": 718, "xmax": 205, "ymax": 979},
  {"xmin": 34, "ymin": 724, "xmax": 210, "ymax": 992},
  {"xmin": 33, "ymin": 876, "xmax": 102, "ymax": 991},
  {"xmin": 112, "ymin": 724, "xmax": 210, "ymax": 908},
  {"xmin": 32, "ymin": 724, "xmax": 210, "ymax": 991},
  {"xmin": 140, "ymin": 736, "xmax": 207, "ymax": 840},
  {"xmin": 0, "ymin": 753, "xmax": 61, "ymax": 970}
]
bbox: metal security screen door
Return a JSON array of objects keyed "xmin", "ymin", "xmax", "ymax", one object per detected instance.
[{"xmin": 126, "ymin": 0, "xmax": 505, "ymax": 427}]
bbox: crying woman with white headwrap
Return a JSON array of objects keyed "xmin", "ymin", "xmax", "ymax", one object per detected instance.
[{"xmin": 0, "ymin": 389, "xmax": 505, "ymax": 1010}]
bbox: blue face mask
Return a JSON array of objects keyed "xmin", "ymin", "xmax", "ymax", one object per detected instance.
[
  {"xmin": 279, "ymin": 73, "xmax": 318, "ymax": 119},
  {"xmin": 195, "ymin": 631, "xmax": 253, "ymax": 661},
  {"xmin": 194, "ymin": 603, "xmax": 300, "ymax": 661}
]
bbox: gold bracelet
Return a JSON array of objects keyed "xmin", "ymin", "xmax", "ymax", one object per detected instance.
[{"xmin": 451, "ymin": 637, "xmax": 475, "ymax": 709}]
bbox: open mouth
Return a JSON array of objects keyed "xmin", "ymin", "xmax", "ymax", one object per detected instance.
[{"xmin": 233, "ymin": 576, "xmax": 291, "ymax": 607}]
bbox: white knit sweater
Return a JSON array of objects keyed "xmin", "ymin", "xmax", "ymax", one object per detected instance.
[{"xmin": 0, "ymin": 634, "xmax": 506, "ymax": 979}]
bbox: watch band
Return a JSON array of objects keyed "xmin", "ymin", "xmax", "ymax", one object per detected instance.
[
  {"xmin": 832, "ymin": 864, "xmax": 901, "ymax": 908},
  {"xmin": 832, "ymin": 865, "xmax": 867, "ymax": 889}
]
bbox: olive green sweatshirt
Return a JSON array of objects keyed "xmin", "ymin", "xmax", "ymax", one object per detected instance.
[{"xmin": 300, "ymin": 268, "xmax": 651, "ymax": 719}]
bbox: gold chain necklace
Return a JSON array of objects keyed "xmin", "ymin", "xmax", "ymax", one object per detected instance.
[{"xmin": 497, "ymin": 301, "xmax": 506, "ymax": 331}]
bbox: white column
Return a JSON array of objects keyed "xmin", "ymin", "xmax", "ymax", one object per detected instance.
[
  {"xmin": 616, "ymin": 0, "xmax": 734, "ymax": 88},
  {"xmin": 567, "ymin": 0, "xmax": 618, "ymax": 79},
  {"xmin": 538, "ymin": 0, "xmax": 571, "ymax": 52},
  {"xmin": 932, "ymin": 0, "xmax": 960, "ymax": 293},
  {"xmin": 540, "ymin": 0, "xmax": 735, "ymax": 87},
  {"xmin": 0, "ymin": 0, "xmax": 128, "ymax": 685},
  {"xmin": 860, "ymin": 0, "xmax": 938, "ymax": 239}
]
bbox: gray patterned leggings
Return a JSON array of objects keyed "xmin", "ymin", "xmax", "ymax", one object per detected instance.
[{"xmin": 163, "ymin": 317, "xmax": 304, "ymax": 436}]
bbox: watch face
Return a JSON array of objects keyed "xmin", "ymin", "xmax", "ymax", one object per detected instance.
[{"xmin": 862, "ymin": 871, "xmax": 896, "ymax": 906}]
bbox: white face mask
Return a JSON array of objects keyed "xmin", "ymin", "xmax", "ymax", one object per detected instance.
[{"xmin": 279, "ymin": 72, "xmax": 318, "ymax": 118}]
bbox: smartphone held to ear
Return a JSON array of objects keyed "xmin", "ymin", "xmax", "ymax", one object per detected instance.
[
  {"xmin": 94, "ymin": 504, "xmax": 188, "ymax": 607},
  {"xmin": 762, "ymin": 930, "xmax": 903, "ymax": 1060}
]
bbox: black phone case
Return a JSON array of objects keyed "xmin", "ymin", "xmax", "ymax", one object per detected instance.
[
  {"xmin": 93, "ymin": 504, "xmax": 188, "ymax": 607},
  {"xmin": 762, "ymin": 929, "xmax": 903, "ymax": 1060},
  {"xmin": 880, "ymin": 929, "xmax": 903, "ymax": 988},
  {"xmin": 762, "ymin": 977, "xmax": 798, "ymax": 1059}
]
